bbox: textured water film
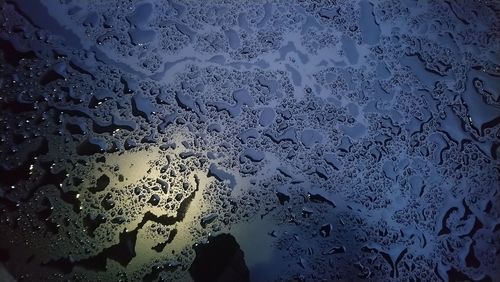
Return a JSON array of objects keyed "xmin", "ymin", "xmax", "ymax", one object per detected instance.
[{"xmin": 0, "ymin": 0, "xmax": 499, "ymax": 281}]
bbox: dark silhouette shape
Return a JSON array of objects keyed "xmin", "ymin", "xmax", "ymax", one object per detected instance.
[{"xmin": 189, "ymin": 233, "xmax": 249, "ymax": 282}]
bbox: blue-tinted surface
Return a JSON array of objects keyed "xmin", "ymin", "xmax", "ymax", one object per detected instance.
[{"xmin": 0, "ymin": 0, "xmax": 499, "ymax": 281}]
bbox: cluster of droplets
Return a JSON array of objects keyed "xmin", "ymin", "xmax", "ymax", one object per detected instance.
[{"xmin": 1, "ymin": 0, "xmax": 499, "ymax": 280}]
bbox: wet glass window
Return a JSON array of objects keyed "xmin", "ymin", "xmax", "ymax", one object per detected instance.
[{"xmin": 0, "ymin": 0, "xmax": 499, "ymax": 281}]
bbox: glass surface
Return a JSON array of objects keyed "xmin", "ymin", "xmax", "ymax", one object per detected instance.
[{"xmin": 0, "ymin": 0, "xmax": 499, "ymax": 281}]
